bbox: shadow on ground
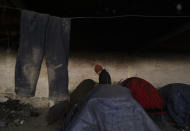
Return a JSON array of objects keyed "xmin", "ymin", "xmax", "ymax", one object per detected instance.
[{"xmin": 0, "ymin": 79, "xmax": 96, "ymax": 131}]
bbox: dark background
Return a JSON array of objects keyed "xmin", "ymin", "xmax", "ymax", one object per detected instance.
[{"xmin": 0, "ymin": 0, "xmax": 190, "ymax": 53}]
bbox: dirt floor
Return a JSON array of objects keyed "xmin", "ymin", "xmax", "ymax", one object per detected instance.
[
  {"xmin": 0, "ymin": 113, "xmax": 189, "ymax": 131},
  {"xmin": 0, "ymin": 106, "xmax": 189, "ymax": 131},
  {"xmin": 0, "ymin": 109, "xmax": 62, "ymax": 131}
]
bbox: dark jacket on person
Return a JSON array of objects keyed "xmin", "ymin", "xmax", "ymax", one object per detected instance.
[{"xmin": 99, "ymin": 69, "xmax": 111, "ymax": 84}]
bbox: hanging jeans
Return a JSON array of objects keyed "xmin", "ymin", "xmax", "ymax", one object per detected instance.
[{"xmin": 15, "ymin": 10, "xmax": 71, "ymax": 102}]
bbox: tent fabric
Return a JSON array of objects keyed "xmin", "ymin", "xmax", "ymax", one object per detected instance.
[
  {"xmin": 121, "ymin": 77, "xmax": 165, "ymax": 114},
  {"xmin": 63, "ymin": 85, "xmax": 161, "ymax": 131},
  {"xmin": 159, "ymin": 83, "xmax": 190, "ymax": 126}
]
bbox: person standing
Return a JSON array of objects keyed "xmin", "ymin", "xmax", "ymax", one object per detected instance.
[{"xmin": 94, "ymin": 64, "xmax": 112, "ymax": 84}]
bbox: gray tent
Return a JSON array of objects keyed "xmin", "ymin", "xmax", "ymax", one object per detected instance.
[{"xmin": 64, "ymin": 85, "xmax": 161, "ymax": 131}]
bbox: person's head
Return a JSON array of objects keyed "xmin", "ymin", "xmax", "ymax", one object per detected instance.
[{"xmin": 94, "ymin": 64, "xmax": 103, "ymax": 75}]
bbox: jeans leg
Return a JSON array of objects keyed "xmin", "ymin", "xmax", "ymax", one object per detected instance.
[
  {"xmin": 15, "ymin": 10, "xmax": 48, "ymax": 97},
  {"xmin": 45, "ymin": 16, "xmax": 71, "ymax": 102}
]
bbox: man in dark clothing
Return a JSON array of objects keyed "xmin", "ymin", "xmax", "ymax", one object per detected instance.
[{"xmin": 94, "ymin": 64, "xmax": 112, "ymax": 84}]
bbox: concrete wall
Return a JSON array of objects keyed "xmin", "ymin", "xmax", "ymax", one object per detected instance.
[{"xmin": 0, "ymin": 50, "xmax": 190, "ymax": 107}]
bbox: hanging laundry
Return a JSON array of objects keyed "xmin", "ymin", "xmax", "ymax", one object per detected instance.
[{"xmin": 15, "ymin": 10, "xmax": 71, "ymax": 102}]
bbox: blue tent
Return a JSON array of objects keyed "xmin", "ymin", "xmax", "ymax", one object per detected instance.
[
  {"xmin": 159, "ymin": 83, "xmax": 190, "ymax": 126},
  {"xmin": 63, "ymin": 85, "xmax": 161, "ymax": 131}
]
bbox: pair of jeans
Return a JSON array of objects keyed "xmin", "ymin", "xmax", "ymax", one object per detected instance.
[{"xmin": 15, "ymin": 10, "xmax": 71, "ymax": 101}]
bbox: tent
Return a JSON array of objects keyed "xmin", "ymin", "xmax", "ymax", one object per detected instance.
[{"xmin": 63, "ymin": 85, "xmax": 161, "ymax": 131}]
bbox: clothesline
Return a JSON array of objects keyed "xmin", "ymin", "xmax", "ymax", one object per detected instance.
[
  {"xmin": 1, "ymin": 5, "xmax": 190, "ymax": 20},
  {"xmin": 70, "ymin": 15, "xmax": 190, "ymax": 19}
]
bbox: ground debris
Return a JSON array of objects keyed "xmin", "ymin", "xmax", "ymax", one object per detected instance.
[{"xmin": 0, "ymin": 97, "xmax": 39, "ymax": 127}]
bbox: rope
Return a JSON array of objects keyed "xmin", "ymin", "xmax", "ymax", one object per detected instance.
[{"xmin": 0, "ymin": 5, "xmax": 190, "ymax": 20}]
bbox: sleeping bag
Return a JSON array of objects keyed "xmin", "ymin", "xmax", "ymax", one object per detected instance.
[
  {"xmin": 159, "ymin": 83, "xmax": 190, "ymax": 126},
  {"xmin": 63, "ymin": 85, "xmax": 161, "ymax": 131},
  {"xmin": 121, "ymin": 77, "xmax": 165, "ymax": 114}
]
